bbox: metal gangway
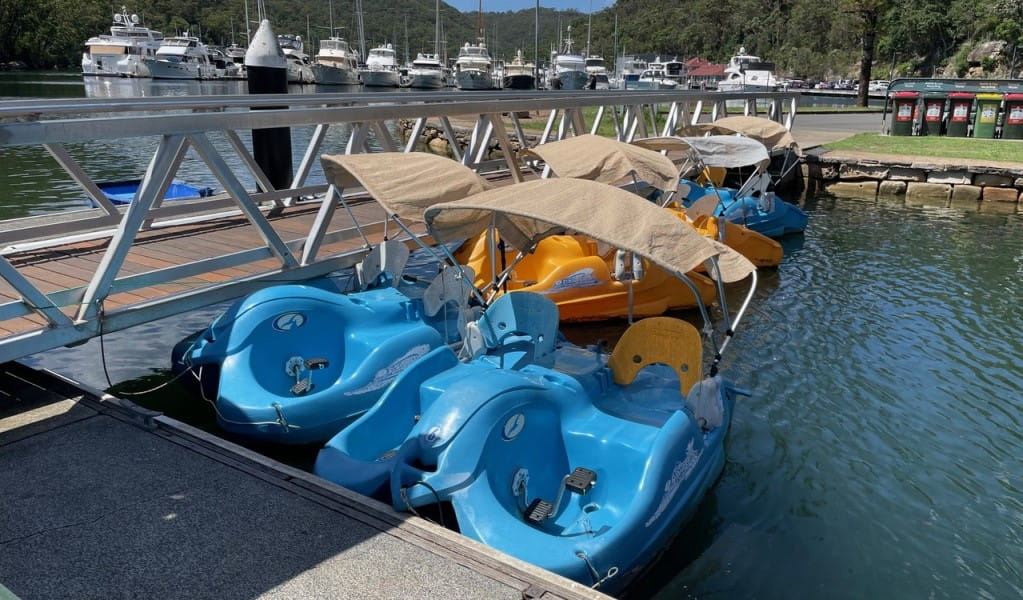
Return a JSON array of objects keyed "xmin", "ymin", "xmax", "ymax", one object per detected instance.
[{"xmin": 0, "ymin": 88, "xmax": 799, "ymax": 364}]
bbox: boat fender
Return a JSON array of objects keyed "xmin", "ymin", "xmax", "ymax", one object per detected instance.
[
  {"xmin": 686, "ymin": 376, "xmax": 724, "ymax": 430},
  {"xmin": 613, "ymin": 250, "xmax": 644, "ymax": 282}
]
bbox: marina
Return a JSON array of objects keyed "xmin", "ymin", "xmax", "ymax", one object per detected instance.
[{"xmin": 1, "ymin": 75, "xmax": 1022, "ymax": 599}]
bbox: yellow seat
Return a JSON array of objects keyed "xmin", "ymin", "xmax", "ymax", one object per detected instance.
[
  {"xmin": 607, "ymin": 317, "xmax": 703, "ymax": 395},
  {"xmin": 696, "ymin": 166, "xmax": 726, "ymax": 187}
]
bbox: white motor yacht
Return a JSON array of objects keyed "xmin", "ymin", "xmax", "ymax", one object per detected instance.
[
  {"xmin": 718, "ymin": 47, "xmax": 780, "ymax": 92},
  {"xmin": 144, "ymin": 35, "xmax": 219, "ymax": 80},
  {"xmin": 81, "ymin": 6, "xmax": 163, "ymax": 78},
  {"xmin": 614, "ymin": 56, "xmax": 647, "ymax": 89},
  {"xmin": 455, "ymin": 42, "xmax": 495, "ymax": 90},
  {"xmin": 359, "ymin": 43, "xmax": 400, "ymax": 87},
  {"xmin": 278, "ymin": 34, "xmax": 316, "ymax": 84},
  {"xmin": 407, "ymin": 53, "xmax": 445, "ymax": 89},
  {"xmin": 636, "ymin": 67, "xmax": 678, "ymax": 90},
  {"xmin": 548, "ymin": 27, "xmax": 587, "ymax": 90},
  {"xmin": 502, "ymin": 49, "xmax": 535, "ymax": 89},
  {"xmin": 585, "ymin": 54, "xmax": 609, "ymax": 89}
]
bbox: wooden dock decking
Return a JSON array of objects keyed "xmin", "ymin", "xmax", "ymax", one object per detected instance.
[{"xmin": 0, "ymin": 196, "xmax": 409, "ymax": 337}]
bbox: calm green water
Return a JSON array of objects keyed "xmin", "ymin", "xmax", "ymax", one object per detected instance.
[{"xmin": 10, "ymin": 74, "xmax": 1023, "ymax": 598}]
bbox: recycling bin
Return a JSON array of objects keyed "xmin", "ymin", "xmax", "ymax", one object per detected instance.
[
  {"xmin": 890, "ymin": 91, "xmax": 919, "ymax": 135},
  {"xmin": 1001, "ymin": 93, "xmax": 1023, "ymax": 139},
  {"xmin": 946, "ymin": 92, "xmax": 974, "ymax": 137},
  {"xmin": 921, "ymin": 92, "xmax": 946, "ymax": 136},
  {"xmin": 972, "ymin": 93, "xmax": 1002, "ymax": 138}
]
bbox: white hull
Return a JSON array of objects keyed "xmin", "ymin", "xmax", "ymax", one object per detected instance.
[
  {"xmin": 311, "ymin": 64, "xmax": 359, "ymax": 85},
  {"xmin": 456, "ymin": 70, "xmax": 494, "ymax": 90},
  {"xmin": 359, "ymin": 69, "xmax": 400, "ymax": 87},
  {"xmin": 144, "ymin": 59, "xmax": 216, "ymax": 80},
  {"xmin": 288, "ymin": 63, "xmax": 316, "ymax": 84},
  {"xmin": 717, "ymin": 82, "xmax": 777, "ymax": 93},
  {"xmin": 82, "ymin": 55, "xmax": 151, "ymax": 78},
  {"xmin": 554, "ymin": 70, "xmax": 588, "ymax": 90},
  {"xmin": 408, "ymin": 72, "xmax": 444, "ymax": 89}
]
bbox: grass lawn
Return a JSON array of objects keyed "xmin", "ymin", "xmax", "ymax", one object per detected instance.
[{"xmin": 823, "ymin": 132, "xmax": 1023, "ymax": 162}]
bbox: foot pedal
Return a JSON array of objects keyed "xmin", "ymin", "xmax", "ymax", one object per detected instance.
[
  {"xmin": 290, "ymin": 379, "xmax": 311, "ymax": 395},
  {"xmin": 305, "ymin": 357, "xmax": 329, "ymax": 370},
  {"xmin": 565, "ymin": 467, "xmax": 597, "ymax": 495},
  {"xmin": 525, "ymin": 498, "xmax": 554, "ymax": 524}
]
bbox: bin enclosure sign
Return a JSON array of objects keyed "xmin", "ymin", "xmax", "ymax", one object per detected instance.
[
  {"xmin": 952, "ymin": 102, "xmax": 970, "ymax": 122},
  {"xmin": 925, "ymin": 101, "xmax": 943, "ymax": 122},
  {"xmin": 1009, "ymin": 106, "xmax": 1023, "ymax": 125},
  {"xmin": 978, "ymin": 104, "xmax": 997, "ymax": 124},
  {"xmin": 897, "ymin": 103, "xmax": 913, "ymax": 121}
]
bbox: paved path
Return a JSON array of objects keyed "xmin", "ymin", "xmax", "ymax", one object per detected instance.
[
  {"xmin": 0, "ymin": 363, "xmax": 605, "ymax": 600},
  {"xmin": 789, "ymin": 112, "xmax": 883, "ymax": 149}
]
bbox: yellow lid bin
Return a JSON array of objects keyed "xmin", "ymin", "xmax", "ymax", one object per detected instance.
[{"xmin": 972, "ymin": 93, "xmax": 1002, "ymax": 138}]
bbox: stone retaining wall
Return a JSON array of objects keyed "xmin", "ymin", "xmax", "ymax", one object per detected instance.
[
  {"xmin": 397, "ymin": 118, "xmax": 538, "ymax": 160},
  {"xmin": 803, "ymin": 153, "xmax": 1023, "ymax": 205}
]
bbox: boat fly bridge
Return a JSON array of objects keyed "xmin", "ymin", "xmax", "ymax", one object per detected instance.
[{"xmin": 0, "ymin": 88, "xmax": 798, "ymax": 365}]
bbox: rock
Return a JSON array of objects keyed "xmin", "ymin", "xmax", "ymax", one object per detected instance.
[
  {"xmin": 926, "ymin": 170, "xmax": 971, "ymax": 185},
  {"xmin": 950, "ymin": 185, "xmax": 982, "ymax": 202},
  {"xmin": 888, "ymin": 167, "xmax": 926, "ymax": 182},
  {"xmin": 825, "ymin": 180, "xmax": 878, "ymax": 198},
  {"xmin": 427, "ymin": 137, "xmax": 450, "ymax": 156},
  {"xmin": 981, "ymin": 186, "xmax": 1019, "ymax": 203},
  {"xmin": 967, "ymin": 40, "xmax": 1007, "ymax": 65},
  {"xmin": 839, "ymin": 164, "xmax": 889, "ymax": 180},
  {"xmin": 973, "ymin": 173, "xmax": 1013, "ymax": 188},
  {"xmin": 906, "ymin": 182, "xmax": 951, "ymax": 201},
  {"xmin": 878, "ymin": 181, "xmax": 907, "ymax": 196}
]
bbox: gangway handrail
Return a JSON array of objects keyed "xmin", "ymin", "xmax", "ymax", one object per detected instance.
[{"xmin": 0, "ymin": 88, "xmax": 799, "ymax": 364}]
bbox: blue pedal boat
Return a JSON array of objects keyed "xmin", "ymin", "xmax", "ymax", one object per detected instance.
[
  {"xmin": 91, "ymin": 179, "xmax": 215, "ymax": 207},
  {"xmin": 314, "ymin": 178, "xmax": 758, "ymax": 592},
  {"xmin": 636, "ymin": 134, "xmax": 808, "ymax": 238},
  {"xmin": 173, "ymin": 153, "xmax": 492, "ymax": 444}
]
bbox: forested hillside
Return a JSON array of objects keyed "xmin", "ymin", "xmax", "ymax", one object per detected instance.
[{"xmin": 3, "ymin": 0, "xmax": 1023, "ymax": 82}]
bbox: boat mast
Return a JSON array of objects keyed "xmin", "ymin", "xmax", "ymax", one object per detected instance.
[
  {"xmin": 404, "ymin": 15, "xmax": 409, "ymax": 64},
  {"xmin": 534, "ymin": 1, "xmax": 539, "ymax": 85},
  {"xmin": 244, "ymin": 0, "xmax": 251, "ymax": 43},
  {"xmin": 477, "ymin": 0, "xmax": 484, "ymax": 45},
  {"xmin": 356, "ymin": 0, "xmax": 366, "ymax": 60},
  {"xmin": 434, "ymin": 0, "xmax": 440, "ymax": 57},
  {"xmin": 586, "ymin": 0, "xmax": 591, "ymax": 56}
]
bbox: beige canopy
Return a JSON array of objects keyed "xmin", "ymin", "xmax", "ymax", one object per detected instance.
[
  {"xmin": 632, "ymin": 135, "xmax": 771, "ymax": 170},
  {"xmin": 424, "ymin": 178, "xmax": 755, "ymax": 283},
  {"xmin": 320, "ymin": 152, "xmax": 493, "ymax": 222},
  {"xmin": 678, "ymin": 116, "xmax": 802, "ymax": 155},
  {"xmin": 518, "ymin": 134, "xmax": 679, "ymax": 192}
]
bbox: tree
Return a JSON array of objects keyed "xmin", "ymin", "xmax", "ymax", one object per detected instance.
[{"xmin": 843, "ymin": 0, "xmax": 888, "ymax": 106}]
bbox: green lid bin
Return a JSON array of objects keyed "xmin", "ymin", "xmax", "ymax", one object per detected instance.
[
  {"xmin": 890, "ymin": 91, "xmax": 919, "ymax": 136},
  {"xmin": 1002, "ymin": 93, "xmax": 1023, "ymax": 139},
  {"xmin": 946, "ymin": 92, "xmax": 974, "ymax": 137},
  {"xmin": 972, "ymin": 93, "xmax": 1002, "ymax": 138},
  {"xmin": 921, "ymin": 92, "xmax": 946, "ymax": 136}
]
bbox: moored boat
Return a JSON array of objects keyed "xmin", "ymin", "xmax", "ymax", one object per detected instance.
[
  {"xmin": 312, "ymin": 36, "xmax": 361, "ymax": 85},
  {"xmin": 407, "ymin": 53, "xmax": 445, "ymax": 89},
  {"xmin": 359, "ymin": 43, "xmax": 400, "ymax": 87},
  {"xmin": 314, "ymin": 175, "xmax": 757, "ymax": 593},
  {"xmin": 172, "ymin": 153, "xmax": 489, "ymax": 444},
  {"xmin": 144, "ymin": 35, "xmax": 220, "ymax": 80},
  {"xmin": 81, "ymin": 6, "xmax": 163, "ymax": 78},
  {"xmin": 501, "ymin": 49, "xmax": 535, "ymax": 89},
  {"xmin": 90, "ymin": 179, "xmax": 214, "ymax": 207},
  {"xmin": 278, "ymin": 34, "xmax": 316, "ymax": 84},
  {"xmin": 717, "ymin": 46, "xmax": 780, "ymax": 92},
  {"xmin": 548, "ymin": 27, "xmax": 587, "ymax": 90}
]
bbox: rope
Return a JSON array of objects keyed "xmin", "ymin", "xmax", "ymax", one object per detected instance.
[{"xmin": 398, "ymin": 480, "xmax": 446, "ymax": 529}]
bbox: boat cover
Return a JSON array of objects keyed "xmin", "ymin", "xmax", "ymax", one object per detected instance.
[
  {"xmin": 678, "ymin": 115, "xmax": 802, "ymax": 155},
  {"xmin": 518, "ymin": 133, "xmax": 678, "ymax": 192},
  {"xmin": 424, "ymin": 178, "xmax": 755, "ymax": 283},
  {"xmin": 632, "ymin": 135, "xmax": 771, "ymax": 170},
  {"xmin": 321, "ymin": 152, "xmax": 492, "ymax": 221}
]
